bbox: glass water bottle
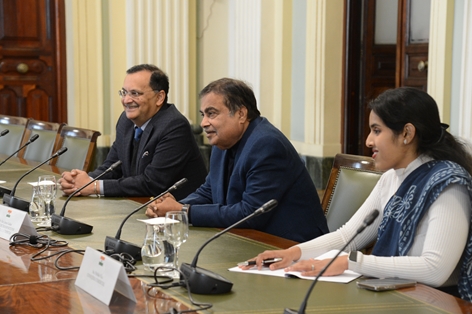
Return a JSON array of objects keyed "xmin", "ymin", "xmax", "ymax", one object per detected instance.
[{"xmin": 140, "ymin": 219, "xmax": 174, "ymax": 272}]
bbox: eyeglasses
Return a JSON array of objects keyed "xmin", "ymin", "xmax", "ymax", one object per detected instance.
[{"xmin": 118, "ymin": 89, "xmax": 158, "ymax": 99}]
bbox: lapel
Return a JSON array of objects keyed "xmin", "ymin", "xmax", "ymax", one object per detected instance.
[
  {"xmin": 124, "ymin": 125, "xmax": 135, "ymax": 174},
  {"xmin": 136, "ymin": 124, "xmax": 152, "ymax": 168},
  {"xmin": 214, "ymin": 117, "xmax": 263, "ymax": 203},
  {"xmin": 135, "ymin": 108, "xmax": 161, "ymax": 171},
  {"xmin": 232, "ymin": 117, "xmax": 262, "ymax": 169},
  {"xmin": 215, "ymin": 149, "xmax": 229, "ymax": 203}
]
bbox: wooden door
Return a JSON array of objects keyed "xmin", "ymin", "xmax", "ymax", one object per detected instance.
[
  {"xmin": 344, "ymin": 0, "xmax": 397, "ymax": 155},
  {"xmin": 0, "ymin": 0, "xmax": 67, "ymax": 123},
  {"xmin": 343, "ymin": 0, "xmax": 429, "ymax": 156},
  {"xmin": 396, "ymin": 0, "xmax": 429, "ymax": 90}
]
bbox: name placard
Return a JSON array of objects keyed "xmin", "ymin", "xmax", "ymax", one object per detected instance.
[
  {"xmin": 0, "ymin": 204, "xmax": 38, "ymax": 240},
  {"xmin": 75, "ymin": 247, "xmax": 136, "ymax": 305}
]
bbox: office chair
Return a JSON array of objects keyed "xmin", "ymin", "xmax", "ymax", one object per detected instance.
[
  {"xmin": 0, "ymin": 115, "xmax": 30, "ymax": 156},
  {"xmin": 51, "ymin": 125, "xmax": 101, "ymax": 172},
  {"xmin": 17, "ymin": 119, "xmax": 66, "ymax": 162},
  {"xmin": 321, "ymin": 153, "xmax": 383, "ymax": 232}
]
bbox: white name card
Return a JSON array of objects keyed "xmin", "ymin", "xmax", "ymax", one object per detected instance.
[
  {"xmin": 75, "ymin": 247, "xmax": 136, "ymax": 305},
  {"xmin": 0, "ymin": 204, "xmax": 38, "ymax": 240}
]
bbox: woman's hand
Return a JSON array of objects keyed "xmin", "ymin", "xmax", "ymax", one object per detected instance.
[
  {"xmin": 284, "ymin": 255, "xmax": 348, "ymax": 277},
  {"xmin": 239, "ymin": 246, "xmax": 302, "ymax": 271}
]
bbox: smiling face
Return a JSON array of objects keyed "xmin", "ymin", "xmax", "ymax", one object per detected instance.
[
  {"xmin": 365, "ymin": 111, "xmax": 417, "ymax": 171},
  {"xmin": 121, "ymin": 70, "xmax": 165, "ymax": 127},
  {"xmin": 199, "ymin": 92, "xmax": 250, "ymax": 150}
]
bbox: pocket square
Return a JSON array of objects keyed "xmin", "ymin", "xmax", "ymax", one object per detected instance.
[{"xmin": 142, "ymin": 151, "xmax": 149, "ymax": 158}]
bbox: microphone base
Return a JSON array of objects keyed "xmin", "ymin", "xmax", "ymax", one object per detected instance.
[
  {"xmin": 104, "ymin": 236, "xmax": 142, "ymax": 261},
  {"xmin": 283, "ymin": 309, "xmax": 300, "ymax": 314},
  {"xmin": 0, "ymin": 186, "xmax": 12, "ymax": 197},
  {"xmin": 2, "ymin": 194, "xmax": 30, "ymax": 212},
  {"xmin": 180, "ymin": 262, "xmax": 233, "ymax": 294},
  {"xmin": 50, "ymin": 214, "xmax": 93, "ymax": 234}
]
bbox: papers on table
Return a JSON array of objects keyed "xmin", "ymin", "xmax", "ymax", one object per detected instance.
[
  {"xmin": 137, "ymin": 217, "xmax": 180, "ymax": 225},
  {"xmin": 228, "ymin": 250, "xmax": 361, "ymax": 284}
]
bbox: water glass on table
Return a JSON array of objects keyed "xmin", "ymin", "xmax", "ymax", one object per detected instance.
[
  {"xmin": 37, "ymin": 175, "xmax": 57, "ymax": 226},
  {"xmin": 164, "ymin": 211, "xmax": 189, "ymax": 277},
  {"xmin": 29, "ymin": 184, "xmax": 45, "ymax": 223}
]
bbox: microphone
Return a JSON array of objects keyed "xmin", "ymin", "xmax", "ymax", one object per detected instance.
[
  {"xmin": 180, "ymin": 199, "xmax": 278, "ymax": 295},
  {"xmin": 50, "ymin": 160, "xmax": 122, "ymax": 235},
  {"xmin": 2, "ymin": 146, "xmax": 67, "ymax": 212},
  {"xmin": 0, "ymin": 134, "xmax": 40, "ymax": 197},
  {"xmin": 283, "ymin": 209, "xmax": 380, "ymax": 314},
  {"xmin": 0, "ymin": 134, "xmax": 39, "ymax": 167},
  {"xmin": 104, "ymin": 178, "xmax": 188, "ymax": 261}
]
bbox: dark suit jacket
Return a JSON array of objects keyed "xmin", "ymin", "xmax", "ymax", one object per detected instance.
[
  {"xmin": 89, "ymin": 103, "xmax": 207, "ymax": 200},
  {"xmin": 180, "ymin": 117, "xmax": 329, "ymax": 242}
]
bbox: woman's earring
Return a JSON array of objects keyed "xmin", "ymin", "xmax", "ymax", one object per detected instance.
[{"xmin": 403, "ymin": 139, "xmax": 407, "ymax": 145}]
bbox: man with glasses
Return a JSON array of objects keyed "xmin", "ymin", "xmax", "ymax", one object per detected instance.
[{"xmin": 59, "ymin": 64, "xmax": 207, "ymax": 199}]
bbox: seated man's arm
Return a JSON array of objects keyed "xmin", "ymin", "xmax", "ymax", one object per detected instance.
[
  {"xmin": 59, "ymin": 170, "xmax": 97, "ymax": 196},
  {"xmin": 101, "ymin": 118, "xmax": 205, "ymax": 197},
  {"xmin": 190, "ymin": 137, "xmax": 302, "ymax": 229}
]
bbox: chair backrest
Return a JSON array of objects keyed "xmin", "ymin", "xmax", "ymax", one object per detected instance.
[
  {"xmin": 0, "ymin": 115, "xmax": 30, "ymax": 156},
  {"xmin": 322, "ymin": 153, "xmax": 383, "ymax": 232},
  {"xmin": 18, "ymin": 119, "xmax": 66, "ymax": 162},
  {"xmin": 51, "ymin": 126, "xmax": 101, "ymax": 171}
]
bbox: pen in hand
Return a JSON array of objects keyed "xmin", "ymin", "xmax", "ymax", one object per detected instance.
[{"xmin": 238, "ymin": 257, "xmax": 282, "ymax": 267}]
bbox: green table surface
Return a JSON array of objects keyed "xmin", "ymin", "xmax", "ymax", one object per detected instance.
[{"xmin": 0, "ymin": 160, "xmax": 468, "ymax": 313}]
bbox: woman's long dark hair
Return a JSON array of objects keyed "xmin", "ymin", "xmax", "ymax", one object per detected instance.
[{"xmin": 369, "ymin": 87, "xmax": 472, "ymax": 175}]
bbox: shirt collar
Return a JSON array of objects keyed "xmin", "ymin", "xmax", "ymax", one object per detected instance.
[{"xmin": 135, "ymin": 119, "xmax": 150, "ymax": 131}]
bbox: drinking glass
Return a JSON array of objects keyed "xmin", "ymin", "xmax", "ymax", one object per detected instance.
[
  {"xmin": 29, "ymin": 185, "xmax": 45, "ymax": 223},
  {"xmin": 37, "ymin": 175, "xmax": 57, "ymax": 226},
  {"xmin": 164, "ymin": 211, "xmax": 189, "ymax": 274}
]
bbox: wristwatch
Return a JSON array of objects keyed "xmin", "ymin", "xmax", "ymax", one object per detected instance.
[
  {"xmin": 181, "ymin": 204, "xmax": 191, "ymax": 214},
  {"xmin": 349, "ymin": 251, "xmax": 358, "ymax": 262}
]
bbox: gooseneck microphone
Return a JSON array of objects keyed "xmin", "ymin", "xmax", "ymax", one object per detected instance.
[
  {"xmin": 283, "ymin": 209, "xmax": 380, "ymax": 314},
  {"xmin": 50, "ymin": 160, "xmax": 122, "ymax": 235},
  {"xmin": 104, "ymin": 178, "xmax": 188, "ymax": 261},
  {"xmin": 0, "ymin": 134, "xmax": 40, "ymax": 167},
  {"xmin": 0, "ymin": 134, "xmax": 40, "ymax": 197},
  {"xmin": 180, "ymin": 199, "xmax": 278, "ymax": 295},
  {"xmin": 2, "ymin": 146, "xmax": 68, "ymax": 212}
]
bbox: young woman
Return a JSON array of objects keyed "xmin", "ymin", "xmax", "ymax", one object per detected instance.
[{"xmin": 244, "ymin": 87, "xmax": 472, "ymax": 302}]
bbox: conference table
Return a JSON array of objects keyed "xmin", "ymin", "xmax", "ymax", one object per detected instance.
[{"xmin": 0, "ymin": 156, "xmax": 470, "ymax": 313}]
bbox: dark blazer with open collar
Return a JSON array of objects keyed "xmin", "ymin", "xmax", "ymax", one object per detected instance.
[
  {"xmin": 179, "ymin": 117, "xmax": 329, "ymax": 242},
  {"xmin": 88, "ymin": 103, "xmax": 207, "ymax": 200}
]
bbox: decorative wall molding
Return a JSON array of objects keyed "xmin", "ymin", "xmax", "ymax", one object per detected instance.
[
  {"xmin": 228, "ymin": 0, "xmax": 262, "ymax": 103},
  {"xmin": 67, "ymin": 0, "xmax": 107, "ymax": 145},
  {"xmin": 301, "ymin": 0, "xmax": 343, "ymax": 156},
  {"xmin": 126, "ymin": 0, "xmax": 192, "ymax": 118},
  {"xmin": 459, "ymin": 0, "xmax": 472, "ymax": 140},
  {"xmin": 428, "ymin": 0, "xmax": 454, "ymax": 123}
]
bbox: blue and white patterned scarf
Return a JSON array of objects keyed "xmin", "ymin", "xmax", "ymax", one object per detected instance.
[{"xmin": 371, "ymin": 160, "xmax": 472, "ymax": 302}]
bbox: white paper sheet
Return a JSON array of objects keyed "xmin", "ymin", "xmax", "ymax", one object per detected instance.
[{"xmin": 229, "ymin": 250, "xmax": 361, "ymax": 284}]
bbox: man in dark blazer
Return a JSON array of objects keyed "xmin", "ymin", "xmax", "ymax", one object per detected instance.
[
  {"xmin": 146, "ymin": 78, "xmax": 328, "ymax": 242},
  {"xmin": 59, "ymin": 64, "xmax": 207, "ymax": 199}
]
